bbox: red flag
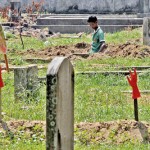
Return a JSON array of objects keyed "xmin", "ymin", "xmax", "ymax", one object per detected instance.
[
  {"xmin": 0, "ymin": 66, "xmax": 4, "ymax": 88},
  {"xmin": 0, "ymin": 24, "xmax": 7, "ymax": 54},
  {"xmin": 127, "ymin": 69, "xmax": 141, "ymax": 99}
]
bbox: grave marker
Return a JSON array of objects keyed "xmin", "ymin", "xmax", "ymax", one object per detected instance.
[
  {"xmin": 46, "ymin": 57, "xmax": 74, "ymax": 150},
  {"xmin": 143, "ymin": 17, "xmax": 150, "ymax": 46},
  {"xmin": 14, "ymin": 65, "xmax": 39, "ymax": 101}
]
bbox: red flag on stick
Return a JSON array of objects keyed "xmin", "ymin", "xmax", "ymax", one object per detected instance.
[
  {"xmin": 127, "ymin": 68, "xmax": 141, "ymax": 99},
  {"xmin": 127, "ymin": 68, "xmax": 140, "ymax": 121}
]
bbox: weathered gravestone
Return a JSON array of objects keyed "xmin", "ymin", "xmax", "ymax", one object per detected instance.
[
  {"xmin": 143, "ymin": 17, "xmax": 150, "ymax": 46},
  {"xmin": 14, "ymin": 65, "xmax": 38, "ymax": 101},
  {"xmin": 46, "ymin": 57, "xmax": 74, "ymax": 150},
  {"xmin": 14, "ymin": 66, "xmax": 28, "ymax": 101},
  {"xmin": 27, "ymin": 65, "xmax": 39, "ymax": 97}
]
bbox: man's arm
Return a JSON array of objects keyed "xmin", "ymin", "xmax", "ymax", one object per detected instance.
[{"xmin": 98, "ymin": 31, "xmax": 107, "ymax": 52}]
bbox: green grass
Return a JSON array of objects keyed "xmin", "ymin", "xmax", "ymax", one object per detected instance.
[
  {"xmin": 7, "ymin": 33, "xmax": 90, "ymax": 52},
  {"xmin": 2, "ymin": 72, "xmax": 46, "ymax": 121},
  {"xmin": 7, "ymin": 36, "xmax": 47, "ymax": 52},
  {"xmin": 0, "ymin": 141, "xmax": 149, "ymax": 150},
  {"xmin": 74, "ymin": 57, "xmax": 150, "ymax": 72},
  {"xmin": 2, "ymin": 70, "xmax": 150, "ymax": 122},
  {"xmin": 75, "ymin": 73, "xmax": 150, "ymax": 123},
  {"xmin": 106, "ymin": 28, "xmax": 142, "ymax": 44},
  {"xmin": 0, "ymin": 28, "xmax": 150, "ymax": 149},
  {"xmin": 0, "ymin": 140, "xmax": 45, "ymax": 150},
  {"xmin": 75, "ymin": 143, "xmax": 150, "ymax": 150}
]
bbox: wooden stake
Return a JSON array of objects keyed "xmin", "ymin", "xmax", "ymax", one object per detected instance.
[
  {"xmin": 4, "ymin": 54, "xmax": 9, "ymax": 72},
  {"xmin": 0, "ymin": 88, "xmax": 2, "ymax": 120},
  {"xmin": 134, "ymin": 99, "xmax": 139, "ymax": 121}
]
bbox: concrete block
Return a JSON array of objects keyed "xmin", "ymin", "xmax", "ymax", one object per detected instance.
[
  {"xmin": 37, "ymin": 18, "xmax": 143, "ymax": 26},
  {"xmin": 14, "ymin": 66, "xmax": 28, "ymax": 101},
  {"xmin": 27, "ymin": 65, "xmax": 39, "ymax": 94},
  {"xmin": 14, "ymin": 65, "xmax": 39, "ymax": 101},
  {"xmin": 31, "ymin": 24, "xmax": 142, "ymax": 34}
]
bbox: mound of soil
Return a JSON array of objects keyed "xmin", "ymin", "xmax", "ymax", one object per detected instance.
[
  {"xmin": 8, "ymin": 40, "xmax": 150, "ymax": 60},
  {"xmin": 0, "ymin": 120, "xmax": 46, "ymax": 135},
  {"xmin": 0, "ymin": 120, "xmax": 150, "ymax": 144},
  {"xmin": 75, "ymin": 42, "xmax": 88, "ymax": 49},
  {"xmin": 12, "ymin": 43, "xmax": 90, "ymax": 59},
  {"xmin": 105, "ymin": 41, "xmax": 150, "ymax": 58},
  {"xmin": 76, "ymin": 120, "xmax": 150, "ymax": 144}
]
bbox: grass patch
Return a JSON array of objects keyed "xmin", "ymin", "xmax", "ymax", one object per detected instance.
[
  {"xmin": 2, "ymin": 70, "xmax": 150, "ymax": 122},
  {"xmin": 7, "ymin": 34, "xmax": 90, "ymax": 52},
  {"xmin": 2, "ymin": 72, "xmax": 46, "ymax": 121},
  {"xmin": 75, "ymin": 143, "xmax": 150, "ymax": 150},
  {"xmin": 0, "ymin": 140, "xmax": 45, "ymax": 150},
  {"xmin": 74, "ymin": 57, "xmax": 150, "ymax": 72},
  {"xmin": 75, "ymin": 74, "xmax": 150, "ymax": 123},
  {"xmin": 106, "ymin": 28, "xmax": 142, "ymax": 44}
]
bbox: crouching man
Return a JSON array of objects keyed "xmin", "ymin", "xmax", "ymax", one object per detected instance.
[{"xmin": 87, "ymin": 16, "xmax": 107, "ymax": 54}]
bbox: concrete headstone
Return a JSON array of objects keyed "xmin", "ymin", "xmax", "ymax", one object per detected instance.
[
  {"xmin": 143, "ymin": 17, "xmax": 150, "ymax": 46},
  {"xmin": 46, "ymin": 57, "xmax": 74, "ymax": 150}
]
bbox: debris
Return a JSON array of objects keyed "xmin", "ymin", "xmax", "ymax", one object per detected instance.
[
  {"xmin": 60, "ymin": 32, "xmax": 84, "ymax": 38},
  {"xmin": 75, "ymin": 42, "xmax": 88, "ymax": 48},
  {"xmin": 44, "ymin": 41, "xmax": 50, "ymax": 46}
]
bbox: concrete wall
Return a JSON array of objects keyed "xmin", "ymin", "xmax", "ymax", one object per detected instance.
[
  {"xmin": 0, "ymin": 0, "xmax": 150, "ymax": 14},
  {"xmin": 0, "ymin": 0, "xmax": 8, "ymax": 6},
  {"xmin": 48, "ymin": 0, "xmax": 140, "ymax": 13}
]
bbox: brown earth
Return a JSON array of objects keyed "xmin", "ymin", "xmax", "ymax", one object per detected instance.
[
  {"xmin": 0, "ymin": 120, "xmax": 150, "ymax": 144},
  {"xmin": 76, "ymin": 120, "xmax": 150, "ymax": 144},
  {"xmin": 9, "ymin": 39, "xmax": 150, "ymax": 60}
]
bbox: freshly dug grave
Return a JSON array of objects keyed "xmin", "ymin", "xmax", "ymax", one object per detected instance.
[
  {"xmin": 0, "ymin": 120, "xmax": 150, "ymax": 144},
  {"xmin": 8, "ymin": 39, "xmax": 150, "ymax": 60}
]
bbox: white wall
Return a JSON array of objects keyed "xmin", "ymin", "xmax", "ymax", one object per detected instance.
[{"xmin": 0, "ymin": 0, "xmax": 150, "ymax": 14}]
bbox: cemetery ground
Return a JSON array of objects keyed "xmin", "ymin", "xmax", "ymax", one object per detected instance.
[{"xmin": 0, "ymin": 27, "xmax": 150, "ymax": 150}]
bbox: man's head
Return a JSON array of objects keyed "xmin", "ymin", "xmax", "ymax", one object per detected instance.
[{"xmin": 87, "ymin": 16, "xmax": 98, "ymax": 29}]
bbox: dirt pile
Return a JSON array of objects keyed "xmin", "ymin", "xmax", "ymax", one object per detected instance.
[
  {"xmin": 75, "ymin": 120, "xmax": 150, "ymax": 144},
  {"xmin": 75, "ymin": 42, "xmax": 88, "ymax": 49},
  {"xmin": 0, "ymin": 120, "xmax": 150, "ymax": 144},
  {"xmin": 104, "ymin": 41, "xmax": 150, "ymax": 58},
  {"xmin": 11, "ymin": 40, "xmax": 150, "ymax": 60},
  {"xmin": 14, "ymin": 43, "xmax": 90, "ymax": 59}
]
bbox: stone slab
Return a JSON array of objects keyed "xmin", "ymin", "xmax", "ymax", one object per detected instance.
[
  {"xmin": 31, "ymin": 25, "xmax": 142, "ymax": 33},
  {"xmin": 37, "ymin": 18, "xmax": 143, "ymax": 26}
]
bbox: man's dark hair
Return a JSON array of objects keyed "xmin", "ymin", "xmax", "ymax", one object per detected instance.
[{"xmin": 87, "ymin": 16, "xmax": 98, "ymax": 23}]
